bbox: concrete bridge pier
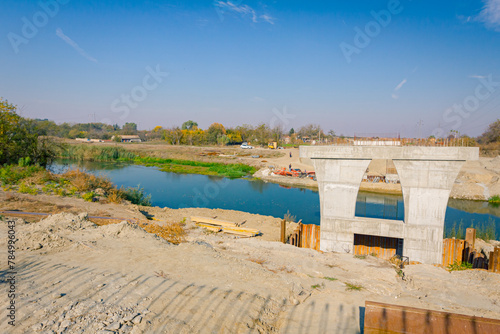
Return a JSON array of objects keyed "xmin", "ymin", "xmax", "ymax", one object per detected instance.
[
  {"xmin": 393, "ymin": 160, "xmax": 466, "ymax": 264},
  {"xmin": 300, "ymin": 146, "xmax": 479, "ymax": 265},
  {"xmin": 315, "ymin": 159, "xmax": 371, "ymax": 253}
]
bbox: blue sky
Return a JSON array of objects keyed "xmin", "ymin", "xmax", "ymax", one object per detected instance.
[{"xmin": 1, "ymin": 0, "xmax": 499, "ymax": 137}]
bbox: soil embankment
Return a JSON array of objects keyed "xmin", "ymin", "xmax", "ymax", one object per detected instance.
[{"xmin": 1, "ymin": 191, "xmax": 500, "ymax": 333}]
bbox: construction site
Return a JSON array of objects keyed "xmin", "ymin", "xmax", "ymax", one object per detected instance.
[{"xmin": 1, "ymin": 139, "xmax": 500, "ymax": 333}]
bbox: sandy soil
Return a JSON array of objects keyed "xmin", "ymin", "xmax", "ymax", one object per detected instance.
[{"xmin": 1, "ymin": 192, "xmax": 500, "ymax": 333}]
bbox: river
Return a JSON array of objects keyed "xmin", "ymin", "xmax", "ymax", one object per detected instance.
[{"xmin": 50, "ymin": 160, "xmax": 500, "ymax": 238}]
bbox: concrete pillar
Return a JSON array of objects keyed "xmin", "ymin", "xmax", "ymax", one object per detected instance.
[
  {"xmin": 313, "ymin": 159, "xmax": 371, "ymax": 253},
  {"xmin": 393, "ymin": 160, "xmax": 465, "ymax": 264}
]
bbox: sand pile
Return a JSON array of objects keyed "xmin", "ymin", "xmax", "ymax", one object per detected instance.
[
  {"xmin": 16, "ymin": 213, "xmax": 171, "ymax": 252},
  {"xmin": 98, "ymin": 221, "xmax": 166, "ymax": 242},
  {"xmin": 16, "ymin": 213, "xmax": 96, "ymax": 251}
]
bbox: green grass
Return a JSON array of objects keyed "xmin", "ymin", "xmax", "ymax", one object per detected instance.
[
  {"xmin": 311, "ymin": 283, "xmax": 324, "ymax": 289},
  {"xmin": 59, "ymin": 145, "xmax": 136, "ymax": 162},
  {"xmin": 354, "ymin": 255, "xmax": 367, "ymax": 260},
  {"xmin": 345, "ymin": 282, "xmax": 363, "ymax": 291},
  {"xmin": 322, "ymin": 276, "xmax": 338, "ymax": 281},
  {"xmin": 135, "ymin": 156, "xmax": 256, "ymax": 179},
  {"xmin": 445, "ymin": 219, "xmax": 496, "ymax": 241},
  {"xmin": 59, "ymin": 144, "xmax": 256, "ymax": 179},
  {"xmin": 489, "ymin": 195, "xmax": 500, "ymax": 203},
  {"xmin": 447, "ymin": 261, "xmax": 473, "ymax": 271}
]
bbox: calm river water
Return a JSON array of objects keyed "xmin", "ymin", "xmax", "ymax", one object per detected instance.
[{"xmin": 50, "ymin": 160, "xmax": 500, "ymax": 237}]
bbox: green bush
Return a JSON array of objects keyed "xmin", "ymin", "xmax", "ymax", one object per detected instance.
[
  {"xmin": 121, "ymin": 185, "xmax": 152, "ymax": 206},
  {"xmin": 447, "ymin": 261, "xmax": 472, "ymax": 271},
  {"xmin": 82, "ymin": 192, "xmax": 95, "ymax": 202},
  {"xmin": 0, "ymin": 165, "xmax": 44, "ymax": 185},
  {"xmin": 18, "ymin": 183, "xmax": 38, "ymax": 195},
  {"xmin": 489, "ymin": 195, "xmax": 500, "ymax": 203}
]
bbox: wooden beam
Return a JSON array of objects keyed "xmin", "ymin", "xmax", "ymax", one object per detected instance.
[{"xmin": 190, "ymin": 216, "xmax": 237, "ymax": 228}]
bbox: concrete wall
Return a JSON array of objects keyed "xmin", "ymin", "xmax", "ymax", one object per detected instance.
[{"xmin": 300, "ymin": 146, "xmax": 479, "ymax": 264}]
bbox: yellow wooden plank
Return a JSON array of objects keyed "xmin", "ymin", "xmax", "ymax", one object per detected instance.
[
  {"xmin": 222, "ymin": 226, "xmax": 261, "ymax": 236},
  {"xmin": 191, "ymin": 216, "xmax": 237, "ymax": 228},
  {"xmin": 195, "ymin": 223, "xmax": 222, "ymax": 232}
]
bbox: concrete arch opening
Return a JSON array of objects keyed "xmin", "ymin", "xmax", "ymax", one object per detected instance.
[{"xmin": 355, "ymin": 159, "xmax": 403, "ymax": 221}]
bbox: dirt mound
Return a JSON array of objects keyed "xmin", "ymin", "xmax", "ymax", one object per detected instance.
[
  {"xmin": 98, "ymin": 221, "xmax": 169, "ymax": 244},
  {"xmin": 17, "ymin": 213, "xmax": 96, "ymax": 251}
]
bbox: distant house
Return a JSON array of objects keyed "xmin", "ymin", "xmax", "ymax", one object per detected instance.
[
  {"xmin": 301, "ymin": 136, "xmax": 311, "ymax": 143},
  {"xmin": 113, "ymin": 135, "xmax": 142, "ymax": 143}
]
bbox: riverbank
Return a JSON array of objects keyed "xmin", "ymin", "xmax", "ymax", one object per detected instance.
[
  {"xmin": 255, "ymin": 153, "xmax": 500, "ymax": 201},
  {"xmin": 59, "ymin": 141, "xmax": 500, "ymax": 201},
  {"xmin": 1, "ymin": 191, "xmax": 500, "ymax": 333}
]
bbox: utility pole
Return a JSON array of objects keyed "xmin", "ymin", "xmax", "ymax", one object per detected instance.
[{"xmin": 417, "ymin": 119, "xmax": 423, "ymax": 138}]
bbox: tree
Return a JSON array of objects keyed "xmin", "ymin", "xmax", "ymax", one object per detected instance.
[
  {"xmin": 164, "ymin": 127, "xmax": 183, "ymax": 145},
  {"xmin": 181, "ymin": 120, "xmax": 198, "ymax": 130},
  {"xmin": 478, "ymin": 119, "xmax": 500, "ymax": 144},
  {"xmin": 271, "ymin": 125, "xmax": 284, "ymax": 144},
  {"xmin": 235, "ymin": 124, "xmax": 254, "ymax": 142},
  {"xmin": 0, "ymin": 98, "xmax": 57, "ymax": 166},
  {"xmin": 253, "ymin": 123, "xmax": 271, "ymax": 146},
  {"xmin": 226, "ymin": 128, "xmax": 243, "ymax": 144},
  {"xmin": 298, "ymin": 124, "xmax": 323, "ymax": 140},
  {"xmin": 207, "ymin": 123, "xmax": 226, "ymax": 144},
  {"xmin": 122, "ymin": 122, "xmax": 137, "ymax": 135},
  {"xmin": 289, "ymin": 128, "xmax": 295, "ymax": 135}
]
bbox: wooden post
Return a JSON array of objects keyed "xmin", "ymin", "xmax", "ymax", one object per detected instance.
[
  {"xmin": 465, "ymin": 228, "xmax": 476, "ymax": 252},
  {"xmin": 281, "ymin": 219, "xmax": 286, "ymax": 244},
  {"xmin": 495, "ymin": 247, "xmax": 500, "ymax": 273}
]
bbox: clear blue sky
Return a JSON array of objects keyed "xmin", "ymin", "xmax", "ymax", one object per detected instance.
[{"xmin": 1, "ymin": 0, "xmax": 499, "ymax": 137}]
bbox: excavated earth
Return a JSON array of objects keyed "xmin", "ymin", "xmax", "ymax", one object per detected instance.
[{"xmin": 1, "ymin": 192, "xmax": 500, "ymax": 333}]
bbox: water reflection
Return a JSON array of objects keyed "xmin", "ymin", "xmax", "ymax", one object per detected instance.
[
  {"xmin": 447, "ymin": 198, "xmax": 500, "ymax": 216},
  {"xmin": 355, "ymin": 192, "xmax": 404, "ymax": 221}
]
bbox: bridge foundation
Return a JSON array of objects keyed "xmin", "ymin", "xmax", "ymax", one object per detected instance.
[{"xmin": 300, "ymin": 146, "xmax": 479, "ymax": 264}]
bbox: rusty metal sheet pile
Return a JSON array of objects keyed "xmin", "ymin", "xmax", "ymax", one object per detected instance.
[{"xmin": 364, "ymin": 301, "xmax": 500, "ymax": 334}]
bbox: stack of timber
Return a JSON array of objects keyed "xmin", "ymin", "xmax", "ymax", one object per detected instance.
[{"xmin": 190, "ymin": 216, "xmax": 261, "ymax": 237}]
